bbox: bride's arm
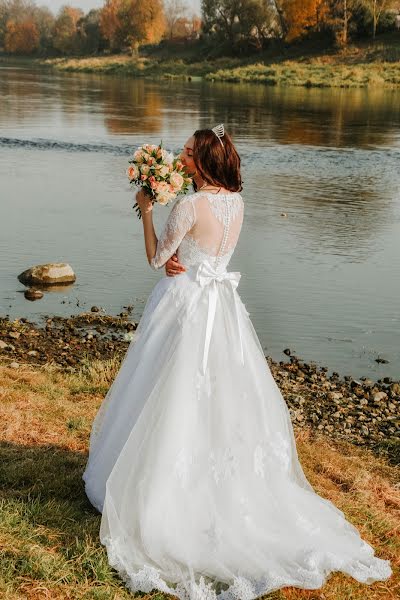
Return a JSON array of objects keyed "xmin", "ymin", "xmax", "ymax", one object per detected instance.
[
  {"xmin": 136, "ymin": 189, "xmax": 158, "ymax": 265},
  {"xmin": 136, "ymin": 189, "xmax": 195, "ymax": 270}
]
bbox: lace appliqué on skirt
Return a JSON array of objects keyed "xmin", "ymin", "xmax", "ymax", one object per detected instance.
[{"xmin": 102, "ymin": 534, "xmax": 392, "ymax": 600}]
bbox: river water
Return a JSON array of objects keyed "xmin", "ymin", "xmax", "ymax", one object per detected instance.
[{"xmin": 0, "ymin": 64, "xmax": 399, "ymax": 379}]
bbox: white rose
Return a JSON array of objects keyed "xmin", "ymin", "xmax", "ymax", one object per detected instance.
[
  {"xmin": 157, "ymin": 191, "xmax": 175, "ymax": 205},
  {"xmin": 161, "ymin": 149, "xmax": 174, "ymax": 164},
  {"xmin": 157, "ymin": 165, "xmax": 169, "ymax": 177}
]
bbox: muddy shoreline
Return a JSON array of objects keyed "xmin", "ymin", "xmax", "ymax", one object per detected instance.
[{"xmin": 0, "ymin": 312, "xmax": 398, "ymax": 464}]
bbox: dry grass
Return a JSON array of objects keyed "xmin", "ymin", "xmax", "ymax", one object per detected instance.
[{"xmin": 0, "ymin": 360, "xmax": 399, "ymax": 599}]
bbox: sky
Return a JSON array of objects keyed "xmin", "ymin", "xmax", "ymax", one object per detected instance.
[{"xmin": 39, "ymin": 0, "xmax": 201, "ymax": 17}]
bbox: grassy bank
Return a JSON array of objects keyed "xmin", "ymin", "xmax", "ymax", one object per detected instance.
[
  {"xmin": 39, "ymin": 32, "xmax": 400, "ymax": 89},
  {"xmin": 0, "ymin": 357, "xmax": 399, "ymax": 599}
]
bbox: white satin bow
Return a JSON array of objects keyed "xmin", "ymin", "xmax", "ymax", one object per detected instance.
[{"xmin": 195, "ymin": 261, "xmax": 244, "ymax": 375}]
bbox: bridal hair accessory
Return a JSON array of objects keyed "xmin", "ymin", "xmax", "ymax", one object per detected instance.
[{"xmin": 211, "ymin": 123, "xmax": 225, "ymax": 147}]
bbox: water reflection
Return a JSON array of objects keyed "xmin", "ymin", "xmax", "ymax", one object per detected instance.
[
  {"xmin": 0, "ymin": 65, "xmax": 399, "ymax": 378},
  {"xmin": 1, "ymin": 67, "xmax": 400, "ymax": 149}
]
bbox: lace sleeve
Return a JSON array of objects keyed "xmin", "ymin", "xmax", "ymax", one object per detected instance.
[{"xmin": 150, "ymin": 197, "xmax": 195, "ymax": 270}]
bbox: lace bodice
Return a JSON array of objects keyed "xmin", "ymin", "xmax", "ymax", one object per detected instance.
[{"xmin": 150, "ymin": 191, "xmax": 244, "ymax": 272}]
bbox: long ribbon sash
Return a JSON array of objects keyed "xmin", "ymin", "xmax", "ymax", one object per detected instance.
[{"xmin": 195, "ymin": 261, "xmax": 245, "ymax": 375}]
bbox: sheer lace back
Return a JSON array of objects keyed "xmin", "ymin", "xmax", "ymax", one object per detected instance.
[{"xmin": 150, "ymin": 191, "xmax": 244, "ymax": 272}]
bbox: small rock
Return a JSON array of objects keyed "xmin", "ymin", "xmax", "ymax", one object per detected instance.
[
  {"xmin": 27, "ymin": 350, "xmax": 38, "ymax": 356},
  {"xmin": 9, "ymin": 331, "xmax": 20, "ymax": 339},
  {"xmin": 24, "ymin": 288, "xmax": 44, "ymax": 301},
  {"xmin": 374, "ymin": 391, "xmax": 388, "ymax": 402},
  {"xmin": 375, "ymin": 357, "xmax": 389, "ymax": 364},
  {"xmin": 91, "ymin": 306, "xmax": 100, "ymax": 313},
  {"xmin": 283, "ymin": 348, "xmax": 291, "ymax": 356},
  {"xmin": 10, "ymin": 361, "xmax": 19, "ymax": 369},
  {"xmin": 390, "ymin": 383, "xmax": 400, "ymax": 396},
  {"xmin": 363, "ymin": 379, "xmax": 374, "ymax": 388},
  {"xmin": 0, "ymin": 340, "xmax": 8, "ymax": 349}
]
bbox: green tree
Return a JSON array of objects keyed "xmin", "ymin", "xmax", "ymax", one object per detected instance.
[
  {"xmin": 77, "ymin": 9, "xmax": 107, "ymax": 54},
  {"xmin": 360, "ymin": 0, "xmax": 396, "ymax": 38},
  {"xmin": 53, "ymin": 5, "xmax": 83, "ymax": 54},
  {"xmin": 33, "ymin": 5, "xmax": 55, "ymax": 52},
  {"xmin": 201, "ymin": 0, "xmax": 276, "ymax": 50}
]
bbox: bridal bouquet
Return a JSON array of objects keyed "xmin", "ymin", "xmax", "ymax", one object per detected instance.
[{"xmin": 127, "ymin": 142, "xmax": 192, "ymax": 219}]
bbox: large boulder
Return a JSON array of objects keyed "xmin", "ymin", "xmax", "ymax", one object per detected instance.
[{"xmin": 18, "ymin": 263, "xmax": 76, "ymax": 286}]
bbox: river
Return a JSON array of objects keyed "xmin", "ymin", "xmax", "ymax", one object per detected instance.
[{"xmin": 0, "ymin": 63, "xmax": 399, "ymax": 379}]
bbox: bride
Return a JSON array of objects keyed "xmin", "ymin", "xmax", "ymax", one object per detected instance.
[{"xmin": 83, "ymin": 125, "xmax": 392, "ymax": 599}]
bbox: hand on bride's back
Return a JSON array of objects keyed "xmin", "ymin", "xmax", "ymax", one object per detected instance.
[{"xmin": 165, "ymin": 254, "xmax": 186, "ymax": 277}]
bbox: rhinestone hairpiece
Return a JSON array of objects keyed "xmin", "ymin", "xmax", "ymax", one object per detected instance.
[{"xmin": 211, "ymin": 123, "xmax": 224, "ymax": 147}]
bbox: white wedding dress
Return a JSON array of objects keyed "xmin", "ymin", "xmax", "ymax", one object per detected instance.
[{"xmin": 83, "ymin": 190, "xmax": 392, "ymax": 599}]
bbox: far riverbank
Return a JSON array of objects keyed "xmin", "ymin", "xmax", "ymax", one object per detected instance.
[
  {"xmin": 2, "ymin": 32, "xmax": 400, "ymax": 88},
  {"xmin": 44, "ymin": 32, "xmax": 400, "ymax": 89}
]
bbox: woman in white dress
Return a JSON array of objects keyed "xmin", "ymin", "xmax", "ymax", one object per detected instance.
[{"xmin": 83, "ymin": 125, "xmax": 392, "ymax": 599}]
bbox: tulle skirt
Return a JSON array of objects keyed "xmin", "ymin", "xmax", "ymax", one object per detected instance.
[{"xmin": 83, "ymin": 263, "xmax": 392, "ymax": 599}]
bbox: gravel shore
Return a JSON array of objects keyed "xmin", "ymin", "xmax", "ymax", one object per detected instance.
[{"xmin": 1, "ymin": 312, "xmax": 398, "ymax": 464}]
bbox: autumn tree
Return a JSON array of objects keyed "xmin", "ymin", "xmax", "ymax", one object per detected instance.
[
  {"xmin": 100, "ymin": 0, "xmax": 166, "ymax": 53},
  {"xmin": 53, "ymin": 5, "xmax": 83, "ymax": 54},
  {"xmin": 173, "ymin": 14, "xmax": 202, "ymax": 38},
  {"xmin": 0, "ymin": 0, "xmax": 36, "ymax": 47},
  {"xmin": 4, "ymin": 17, "xmax": 39, "ymax": 53},
  {"xmin": 278, "ymin": 0, "xmax": 330, "ymax": 41},
  {"xmin": 99, "ymin": 0, "xmax": 122, "ymax": 51},
  {"xmin": 164, "ymin": 0, "xmax": 188, "ymax": 38}
]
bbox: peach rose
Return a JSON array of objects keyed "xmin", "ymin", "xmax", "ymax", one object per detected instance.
[
  {"xmin": 156, "ymin": 181, "xmax": 169, "ymax": 194},
  {"xmin": 149, "ymin": 176, "xmax": 157, "ymax": 189},
  {"xmin": 140, "ymin": 164, "xmax": 150, "ymax": 175},
  {"xmin": 133, "ymin": 150, "xmax": 144, "ymax": 163},
  {"xmin": 126, "ymin": 165, "xmax": 139, "ymax": 180},
  {"xmin": 170, "ymin": 172, "xmax": 184, "ymax": 191}
]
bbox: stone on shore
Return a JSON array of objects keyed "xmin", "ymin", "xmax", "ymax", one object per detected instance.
[
  {"xmin": 24, "ymin": 288, "xmax": 44, "ymax": 301},
  {"xmin": 18, "ymin": 263, "xmax": 76, "ymax": 286}
]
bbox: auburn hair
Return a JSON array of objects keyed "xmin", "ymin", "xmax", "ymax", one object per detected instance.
[{"xmin": 192, "ymin": 128, "xmax": 242, "ymax": 193}]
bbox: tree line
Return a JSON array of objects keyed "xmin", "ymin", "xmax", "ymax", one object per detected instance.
[
  {"xmin": 0, "ymin": 0, "xmax": 398, "ymax": 56},
  {"xmin": 202, "ymin": 0, "xmax": 399, "ymax": 50}
]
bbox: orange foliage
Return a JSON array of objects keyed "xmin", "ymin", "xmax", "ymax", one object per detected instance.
[
  {"xmin": 100, "ymin": 0, "xmax": 166, "ymax": 52},
  {"xmin": 173, "ymin": 15, "xmax": 202, "ymax": 38},
  {"xmin": 4, "ymin": 19, "xmax": 39, "ymax": 54},
  {"xmin": 127, "ymin": 0, "xmax": 166, "ymax": 46},
  {"xmin": 281, "ymin": 0, "xmax": 329, "ymax": 42},
  {"xmin": 99, "ymin": 0, "xmax": 122, "ymax": 50}
]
